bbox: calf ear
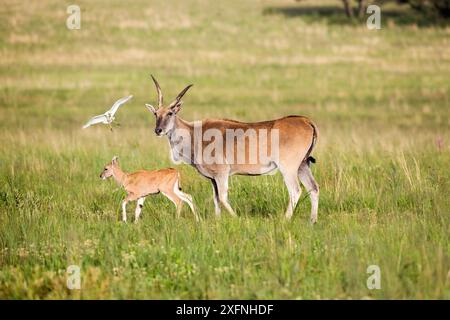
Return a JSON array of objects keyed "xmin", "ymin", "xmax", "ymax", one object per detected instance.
[{"xmin": 145, "ymin": 104, "xmax": 156, "ymax": 114}]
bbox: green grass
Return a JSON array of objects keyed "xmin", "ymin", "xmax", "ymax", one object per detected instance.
[{"xmin": 0, "ymin": 0, "xmax": 449, "ymax": 299}]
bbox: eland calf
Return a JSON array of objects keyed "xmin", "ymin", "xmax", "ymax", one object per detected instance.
[{"xmin": 100, "ymin": 156, "xmax": 199, "ymax": 222}]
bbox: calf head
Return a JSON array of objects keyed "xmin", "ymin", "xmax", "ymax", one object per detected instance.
[{"xmin": 99, "ymin": 156, "xmax": 119, "ymax": 180}]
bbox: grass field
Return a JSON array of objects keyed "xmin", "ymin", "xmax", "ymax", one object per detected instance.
[{"xmin": 0, "ymin": 0, "xmax": 449, "ymax": 299}]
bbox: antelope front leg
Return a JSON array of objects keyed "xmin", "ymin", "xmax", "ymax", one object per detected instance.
[
  {"xmin": 215, "ymin": 174, "xmax": 237, "ymax": 217},
  {"xmin": 134, "ymin": 197, "xmax": 145, "ymax": 223}
]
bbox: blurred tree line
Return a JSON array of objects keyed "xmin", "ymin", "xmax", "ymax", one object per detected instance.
[
  {"xmin": 397, "ymin": 0, "xmax": 450, "ymax": 18},
  {"xmin": 295, "ymin": 0, "xmax": 450, "ymax": 19}
]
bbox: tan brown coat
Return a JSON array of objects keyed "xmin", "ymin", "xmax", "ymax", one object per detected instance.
[
  {"xmin": 100, "ymin": 156, "xmax": 198, "ymax": 222},
  {"xmin": 145, "ymin": 76, "xmax": 319, "ymax": 223}
]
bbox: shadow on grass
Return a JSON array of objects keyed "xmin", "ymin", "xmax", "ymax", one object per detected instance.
[{"xmin": 263, "ymin": 4, "xmax": 450, "ymax": 27}]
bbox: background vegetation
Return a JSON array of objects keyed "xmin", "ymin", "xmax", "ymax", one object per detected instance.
[{"xmin": 0, "ymin": 0, "xmax": 449, "ymax": 299}]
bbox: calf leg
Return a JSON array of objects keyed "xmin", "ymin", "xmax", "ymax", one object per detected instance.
[
  {"xmin": 173, "ymin": 185, "xmax": 200, "ymax": 221},
  {"xmin": 161, "ymin": 190, "xmax": 183, "ymax": 218},
  {"xmin": 121, "ymin": 194, "xmax": 136, "ymax": 222},
  {"xmin": 134, "ymin": 197, "xmax": 145, "ymax": 223},
  {"xmin": 121, "ymin": 200, "xmax": 128, "ymax": 222},
  {"xmin": 298, "ymin": 162, "xmax": 319, "ymax": 224},
  {"xmin": 175, "ymin": 201, "xmax": 183, "ymax": 218}
]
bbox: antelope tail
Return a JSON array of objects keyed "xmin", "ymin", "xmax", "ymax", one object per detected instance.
[{"xmin": 304, "ymin": 120, "xmax": 318, "ymax": 166}]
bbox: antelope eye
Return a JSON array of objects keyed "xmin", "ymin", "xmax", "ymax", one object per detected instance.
[{"xmin": 168, "ymin": 111, "xmax": 173, "ymax": 116}]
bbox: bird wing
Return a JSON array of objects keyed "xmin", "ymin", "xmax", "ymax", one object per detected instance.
[
  {"xmin": 108, "ymin": 95, "xmax": 133, "ymax": 116},
  {"xmin": 82, "ymin": 114, "xmax": 108, "ymax": 129}
]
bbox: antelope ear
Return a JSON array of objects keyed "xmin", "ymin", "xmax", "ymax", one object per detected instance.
[
  {"xmin": 112, "ymin": 156, "xmax": 119, "ymax": 164},
  {"xmin": 145, "ymin": 104, "xmax": 156, "ymax": 114},
  {"xmin": 170, "ymin": 100, "xmax": 183, "ymax": 114}
]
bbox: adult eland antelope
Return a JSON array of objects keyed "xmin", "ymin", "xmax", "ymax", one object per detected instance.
[{"xmin": 145, "ymin": 76, "xmax": 319, "ymax": 223}]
